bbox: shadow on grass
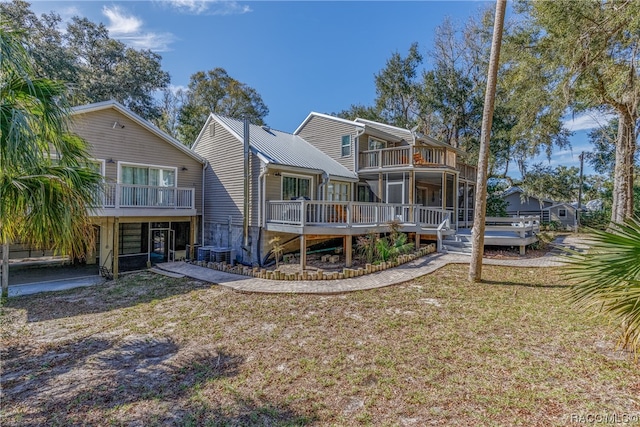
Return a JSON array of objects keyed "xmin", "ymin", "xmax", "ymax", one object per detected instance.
[
  {"xmin": 4, "ymin": 271, "xmax": 218, "ymax": 322},
  {"xmin": 480, "ymin": 279, "xmax": 570, "ymax": 289},
  {"xmin": 1, "ymin": 337, "xmax": 314, "ymax": 426}
]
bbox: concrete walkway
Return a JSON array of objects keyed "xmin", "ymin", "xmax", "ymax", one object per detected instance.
[
  {"xmin": 7, "ymin": 275, "xmax": 105, "ymax": 297},
  {"xmin": 156, "ymin": 235, "xmax": 586, "ymax": 294}
]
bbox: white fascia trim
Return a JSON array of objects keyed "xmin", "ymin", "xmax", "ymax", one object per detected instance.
[{"xmin": 293, "ymin": 111, "xmax": 364, "ymax": 135}]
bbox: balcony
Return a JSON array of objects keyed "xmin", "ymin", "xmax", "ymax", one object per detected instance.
[
  {"xmin": 265, "ymin": 200, "xmax": 452, "ymax": 236},
  {"xmin": 91, "ymin": 183, "xmax": 196, "ymax": 217},
  {"xmin": 358, "ymin": 146, "xmax": 457, "ymax": 170}
]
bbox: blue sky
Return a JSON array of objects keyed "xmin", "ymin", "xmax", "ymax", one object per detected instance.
[{"xmin": 29, "ymin": 0, "xmax": 608, "ymax": 177}]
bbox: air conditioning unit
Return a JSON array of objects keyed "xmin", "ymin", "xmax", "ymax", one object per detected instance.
[{"xmin": 211, "ymin": 247, "xmax": 236, "ymax": 265}]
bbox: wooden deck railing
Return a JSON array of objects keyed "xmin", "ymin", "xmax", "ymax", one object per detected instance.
[
  {"xmin": 101, "ymin": 183, "xmax": 195, "ymax": 209},
  {"xmin": 483, "ymin": 216, "xmax": 541, "ymax": 238},
  {"xmin": 359, "ymin": 145, "xmax": 456, "ymax": 170},
  {"xmin": 266, "ymin": 200, "xmax": 451, "ymax": 229}
]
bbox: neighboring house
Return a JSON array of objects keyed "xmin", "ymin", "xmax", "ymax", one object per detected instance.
[
  {"xmin": 500, "ymin": 186, "xmax": 553, "ymax": 222},
  {"xmin": 544, "ymin": 203, "xmax": 579, "ymax": 230},
  {"xmin": 193, "ymin": 113, "xmax": 474, "ymax": 268},
  {"xmin": 70, "ymin": 101, "xmax": 205, "ymax": 278},
  {"xmin": 544, "ymin": 202, "xmax": 588, "ymax": 231}
]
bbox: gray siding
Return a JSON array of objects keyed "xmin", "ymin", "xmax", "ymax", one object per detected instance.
[
  {"xmin": 296, "ymin": 115, "xmax": 358, "ymax": 172},
  {"xmin": 264, "ymin": 168, "xmax": 320, "ymax": 201},
  {"xmin": 547, "ymin": 205, "xmax": 577, "ymax": 229},
  {"xmin": 504, "ymin": 192, "xmax": 552, "ymax": 213},
  {"xmin": 71, "ymin": 109, "xmax": 203, "ymax": 213},
  {"xmin": 195, "ymin": 122, "xmax": 245, "ymax": 225}
]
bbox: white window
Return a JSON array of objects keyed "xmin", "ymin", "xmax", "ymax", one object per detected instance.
[
  {"xmin": 341, "ymin": 135, "xmax": 351, "ymax": 157},
  {"xmin": 282, "ymin": 174, "xmax": 312, "ymax": 200},
  {"xmin": 368, "ymin": 137, "xmax": 385, "ymax": 150},
  {"xmin": 327, "ymin": 182, "xmax": 350, "ymax": 201},
  {"xmin": 559, "ymin": 208, "xmax": 567, "ymax": 218},
  {"xmin": 121, "ymin": 164, "xmax": 176, "ymax": 187},
  {"xmin": 88, "ymin": 159, "xmax": 105, "ymax": 176}
]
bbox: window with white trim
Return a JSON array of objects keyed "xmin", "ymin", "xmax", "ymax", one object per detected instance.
[
  {"xmin": 368, "ymin": 137, "xmax": 385, "ymax": 150},
  {"xmin": 341, "ymin": 135, "xmax": 351, "ymax": 157},
  {"xmin": 327, "ymin": 182, "xmax": 350, "ymax": 201},
  {"xmin": 559, "ymin": 208, "xmax": 567, "ymax": 218},
  {"xmin": 282, "ymin": 175, "xmax": 312, "ymax": 200},
  {"xmin": 121, "ymin": 165, "xmax": 176, "ymax": 187}
]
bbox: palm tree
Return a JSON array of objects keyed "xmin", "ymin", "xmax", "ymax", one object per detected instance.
[
  {"xmin": 0, "ymin": 24, "xmax": 102, "ymax": 297},
  {"xmin": 563, "ymin": 218, "xmax": 640, "ymax": 354},
  {"xmin": 469, "ymin": 0, "xmax": 507, "ymax": 282}
]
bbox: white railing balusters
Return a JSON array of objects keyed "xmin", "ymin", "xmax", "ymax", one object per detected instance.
[{"xmin": 99, "ymin": 183, "xmax": 194, "ymax": 209}]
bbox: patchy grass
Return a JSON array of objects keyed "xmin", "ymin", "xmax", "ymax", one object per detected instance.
[{"xmin": 1, "ymin": 266, "xmax": 639, "ymax": 426}]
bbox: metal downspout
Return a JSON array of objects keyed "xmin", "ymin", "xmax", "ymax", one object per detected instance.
[{"xmin": 242, "ymin": 119, "xmax": 250, "ymax": 259}]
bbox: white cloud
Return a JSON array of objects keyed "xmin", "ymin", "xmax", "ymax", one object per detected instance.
[
  {"xmin": 563, "ymin": 111, "xmax": 615, "ymax": 132},
  {"xmin": 158, "ymin": 0, "xmax": 252, "ymax": 15},
  {"xmin": 103, "ymin": 5, "xmax": 142, "ymax": 35},
  {"xmin": 102, "ymin": 5, "xmax": 175, "ymax": 52}
]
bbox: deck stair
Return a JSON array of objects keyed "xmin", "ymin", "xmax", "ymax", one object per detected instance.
[{"xmin": 442, "ymin": 234, "xmax": 473, "ymax": 255}]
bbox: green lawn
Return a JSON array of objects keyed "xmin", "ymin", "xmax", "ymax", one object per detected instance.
[{"xmin": 1, "ymin": 264, "xmax": 638, "ymax": 426}]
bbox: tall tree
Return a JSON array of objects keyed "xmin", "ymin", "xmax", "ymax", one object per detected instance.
[
  {"xmin": 0, "ymin": 24, "xmax": 102, "ymax": 297},
  {"xmin": 0, "ymin": 0, "xmax": 170, "ymax": 120},
  {"xmin": 469, "ymin": 0, "xmax": 507, "ymax": 283},
  {"xmin": 518, "ymin": 0, "xmax": 640, "ymax": 223},
  {"xmin": 374, "ymin": 42, "xmax": 423, "ymax": 129},
  {"xmin": 334, "ymin": 103, "xmax": 383, "ymax": 122},
  {"xmin": 520, "ymin": 164, "xmax": 582, "ymax": 202},
  {"xmin": 177, "ymin": 68, "xmax": 269, "ymax": 144}
]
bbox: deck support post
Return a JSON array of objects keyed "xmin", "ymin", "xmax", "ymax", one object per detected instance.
[
  {"xmin": 190, "ymin": 216, "xmax": 198, "ymax": 260},
  {"xmin": 344, "ymin": 235, "xmax": 352, "ymax": 268},
  {"xmin": 519, "ymin": 245, "xmax": 525, "ymax": 256},
  {"xmin": 113, "ymin": 218, "xmax": 119, "ymax": 279},
  {"xmin": 300, "ymin": 234, "xmax": 307, "ymax": 271},
  {"xmin": 415, "ymin": 233, "xmax": 420, "ymax": 250}
]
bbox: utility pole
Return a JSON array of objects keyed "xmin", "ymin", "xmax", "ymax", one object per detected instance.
[{"xmin": 577, "ymin": 151, "xmax": 585, "ymax": 229}]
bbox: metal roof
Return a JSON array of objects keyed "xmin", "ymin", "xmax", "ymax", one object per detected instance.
[{"xmin": 212, "ymin": 114, "xmax": 357, "ymax": 181}]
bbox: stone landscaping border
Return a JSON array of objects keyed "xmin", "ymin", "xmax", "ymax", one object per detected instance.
[{"xmin": 189, "ymin": 243, "xmax": 437, "ymax": 281}]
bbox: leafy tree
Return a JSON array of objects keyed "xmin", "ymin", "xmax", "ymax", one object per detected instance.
[
  {"xmin": 334, "ymin": 103, "xmax": 383, "ymax": 122},
  {"xmin": 177, "ymin": 68, "xmax": 269, "ymax": 144},
  {"xmin": 0, "ymin": 0, "xmax": 170, "ymax": 120},
  {"xmin": 154, "ymin": 87, "xmax": 187, "ymax": 141},
  {"xmin": 520, "ymin": 164, "xmax": 581, "ymax": 203},
  {"xmin": 373, "ymin": 42, "xmax": 423, "ymax": 129},
  {"xmin": 0, "ymin": 25, "xmax": 102, "ymax": 297},
  {"xmin": 517, "ymin": 0, "xmax": 640, "ymax": 223},
  {"xmin": 588, "ymin": 119, "xmax": 640, "ymax": 176},
  {"xmin": 564, "ymin": 217, "xmax": 640, "ymax": 354},
  {"xmin": 486, "ymin": 181, "xmax": 508, "ymax": 217}
]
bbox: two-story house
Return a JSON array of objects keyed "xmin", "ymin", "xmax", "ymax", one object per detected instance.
[
  {"xmin": 294, "ymin": 113, "xmax": 478, "ymax": 228},
  {"xmin": 194, "ymin": 113, "xmax": 465, "ymax": 269},
  {"xmin": 71, "ymin": 101, "xmax": 205, "ymax": 278}
]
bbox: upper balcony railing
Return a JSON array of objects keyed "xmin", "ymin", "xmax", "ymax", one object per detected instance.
[
  {"xmin": 99, "ymin": 183, "xmax": 195, "ymax": 210},
  {"xmin": 456, "ymin": 163, "xmax": 477, "ymax": 181},
  {"xmin": 359, "ymin": 146, "xmax": 457, "ymax": 170}
]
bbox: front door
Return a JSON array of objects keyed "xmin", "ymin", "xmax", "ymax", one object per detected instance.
[
  {"xmin": 150, "ymin": 229, "xmax": 175, "ymax": 264},
  {"xmin": 386, "ymin": 181, "xmax": 405, "ymax": 221}
]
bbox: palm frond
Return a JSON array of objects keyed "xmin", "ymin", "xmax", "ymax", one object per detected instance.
[{"xmin": 563, "ymin": 217, "xmax": 640, "ymax": 354}]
